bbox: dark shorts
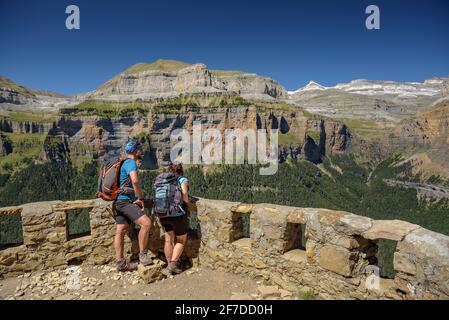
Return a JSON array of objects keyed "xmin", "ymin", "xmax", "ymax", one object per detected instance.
[
  {"xmin": 113, "ymin": 200, "xmax": 146, "ymax": 225},
  {"xmin": 160, "ymin": 214, "xmax": 188, "ymax": 236}
]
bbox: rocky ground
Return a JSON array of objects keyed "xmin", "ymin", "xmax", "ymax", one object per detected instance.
[{"xmin": 0, "ymin": 263, "xmax": 300, "ymax": 300}]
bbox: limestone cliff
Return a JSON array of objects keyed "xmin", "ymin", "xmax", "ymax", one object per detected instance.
[
  {"xmin": 0, "ymin": 119, "xmax": 55, "ymax": 134},
  {"xmin": 46, "ymin": 104, "xmax": 351, "ymax": 167},
  {"xmin": 0, "ymin": 76, "xmax": 76, "ymax": 113},
  {"xmin": 401, "ymin": 100, "xmax": 449, "ymax": 146},
  {"xmin": 90, "ymin": 60, "xmax": 287, "ymax": 101}
]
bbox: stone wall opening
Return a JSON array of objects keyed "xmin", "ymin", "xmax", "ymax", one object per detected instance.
[
  {"xmin": 66, "ymin": 208, "xmax": 91, "ymax": 240},
  {"xmin": 376, "ymin": 239, "xmax": 398, "ymax": 279},
  {"xmin": 231, "ymin": 212, "xmax": 250, "ymax": 242},
  {"xmin": 284, "ymin": 222, "xmax": 307, "ymax": 252},
  {"xmin": 0, "ymin": 215, "xmax": 23, "ymax": 250},
  {"xmin": 282, "ymin": 222, "xmax": 308, "ymax": 263}
]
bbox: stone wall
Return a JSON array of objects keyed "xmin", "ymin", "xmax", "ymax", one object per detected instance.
[{"xmin": 1, "ymin": 198, "xmax": 448, "ymax": 300}]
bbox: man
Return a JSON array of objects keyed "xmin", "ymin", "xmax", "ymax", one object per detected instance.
[{"xmin": 113, "ymin": 140, "xmax": 153, "ymax": 272}]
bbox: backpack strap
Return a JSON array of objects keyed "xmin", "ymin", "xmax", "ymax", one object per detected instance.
[{"xmin": 117, "ymin": 158, "xmax": 131, "ymax": 193}]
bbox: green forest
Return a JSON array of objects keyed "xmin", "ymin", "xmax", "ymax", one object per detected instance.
[{"xmin": 1, "ymin": 154, "xmax": 448, "ymax": 278}]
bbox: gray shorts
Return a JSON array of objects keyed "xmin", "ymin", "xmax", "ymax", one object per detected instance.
[{"xmin": 113, "ymin": 200, "xmax": 146, "ymax": 225}]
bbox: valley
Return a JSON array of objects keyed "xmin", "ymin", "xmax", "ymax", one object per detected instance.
[{"xmin": 1, "ymin": 60, "xmax": 449, "ymax": 254}]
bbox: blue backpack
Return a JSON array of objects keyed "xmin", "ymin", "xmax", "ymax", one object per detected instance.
[{"xmin": 153, "ymin": 172, "xmax": 185, "ymax": 218}]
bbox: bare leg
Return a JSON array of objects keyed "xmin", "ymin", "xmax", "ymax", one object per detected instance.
[
  {"xmin": 164, "ymin": 231, "xmax": 175, "ymax": 263},
  {"xmin": 134, "ymin": 215, "xmax": 152, "ymax": 253},
  {"xmin": 171, "ymin": 234, "xmax": 187, "ymax": 263},
  {"xmin": 114, "ymin": 224, "xmax": 129, "ymax": 261}
]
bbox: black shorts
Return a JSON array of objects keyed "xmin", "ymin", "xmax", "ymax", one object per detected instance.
[
  {"xmin": 114, "ymin": 200, "xmax": 147, "ymax": 225},
  {"xmin": 160, "ymin": 214, "xmax": 188, "ymax": 236}
]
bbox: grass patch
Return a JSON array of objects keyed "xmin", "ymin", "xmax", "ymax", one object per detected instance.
[
  {"xmin": 125, "ymin": 60, "xmax": 192, "ymax": 74},
  {"xmin": 0, "ymin": 76, "xmax": 34, "ymax": 96},
  {"xmin": 98, "ymin": 60, "xmax": 192, "ymax": 90},
  {"xmin": 1, "ymin": 111, "xmax": 57, "ymax": 124},
  {"xmin": 279, "ymin": 132, "xmax": 301, "ymax": 146},
  {"xmin": 61, "ymin": 94, "xmax": 310, "ymax": 119},
  {"xmin": 307, "ymin": 131, "xmax": 321, "ymax": 143},
  {"xmin": 154, "ymin": 94, "xmax": 252, "ymax": 109},
  {"xmin": 210, "ymin": 70, "xmax": 243, "ymax": 77},
  {"xmin": 335, "ymin": 117, "xmax": 395, "ymax": 140},
  {"xmin": 297, "ymin": 290, "xmax": 316, "ymax": 300},
  {"xmin": 61, "ymin": 100, "xmax": 149, "ymax": 118}
]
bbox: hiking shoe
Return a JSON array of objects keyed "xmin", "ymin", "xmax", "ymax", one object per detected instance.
[
  {"xmin": 168, "ymin": 262, "xmax": 183, "ymax": 275},
  {"xmin": 116, "ymin": 260, "xmax": 138, "ymax": 272},
  {"xmin": 139, "ymin": 251, "xmax": 153, "ymax": 266},
  {"xmin": 161, "ymin": 267, "xmax": 172, "ymax": 277}
]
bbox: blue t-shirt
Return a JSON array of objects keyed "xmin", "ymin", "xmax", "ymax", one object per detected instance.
[
  {"xmin": 178, "ymin": 176, "xmax": 188, "ymax": 186},
  {"xmin": 117, "ymin": 158, "xmax": 138, "ymax": 201}
]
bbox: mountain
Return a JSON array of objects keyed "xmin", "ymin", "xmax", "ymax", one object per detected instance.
[
  {"xmin": 334, "ymin": 78, "xmax": 446, "ymax": 97},
  {"xmin": 289, "ymin": 78, "xmax": 448, "ymax": 122},
  {"xmin": 290, "ymin": 78, "xmax": 446, "ymax": 98},
  {"xmin": 0, "ymin": 76, "xmax": 75, "ymax": 112},
  {"xmin": 89, "ymin": 59, "xmax": 287, "ymax": 101},
  {"xmin": 1, "ymin": 60, "xmax": 448, "ymax": 180}
]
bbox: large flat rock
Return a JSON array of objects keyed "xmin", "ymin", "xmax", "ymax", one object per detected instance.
[{"xmin": 362, "ymin": 220, "xmax": 419, "ymax": 241}]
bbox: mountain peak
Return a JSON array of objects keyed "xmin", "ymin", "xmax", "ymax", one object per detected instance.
[
  {"xmin": 288, "ymin": 80, "xmax": 326, "ymax": 94},
  {"xmin": 305, "ymin": 80, "xmax": 325, "ymax": 89}
]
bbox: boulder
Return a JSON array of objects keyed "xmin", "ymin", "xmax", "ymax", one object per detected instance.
[{"xmin": 138, "ymin": 261, "xmax": 164, "ymax": 284}]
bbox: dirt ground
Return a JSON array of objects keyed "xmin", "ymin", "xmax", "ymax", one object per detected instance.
[{"xmin": 0, "ymin": 264, "xmax": 287, "ymax": 300}]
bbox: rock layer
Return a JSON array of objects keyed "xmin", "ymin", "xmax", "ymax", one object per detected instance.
[
  {"xmin": 91, "ymin": 62, "xmax": 287, "ymax": 101},
  {"xmin": 46, "ymin": 105, "xmax": 351, "ymax": 166},
  {"xmin": 401, "ymin": 100, "xmax": 449, "ymax": 147}
]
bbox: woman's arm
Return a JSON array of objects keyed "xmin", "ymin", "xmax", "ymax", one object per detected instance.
[{"xmin": 180, "ymin": 181, "xmax": 190, "ymax": 204}]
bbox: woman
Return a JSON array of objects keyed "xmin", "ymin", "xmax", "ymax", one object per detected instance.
[{"xmin": 160, "ymin": 162, "xmax": 191, "ymax": 275}]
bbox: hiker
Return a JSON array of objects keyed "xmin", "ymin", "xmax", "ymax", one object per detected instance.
[
  {"xmin": 113, "ymin": 140, "xmax": 153, "ymax": 271},
  {"xmin": 153, "ymin": 162, "xmax": 191, "ymax": 275}
]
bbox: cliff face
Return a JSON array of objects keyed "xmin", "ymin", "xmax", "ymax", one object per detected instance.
[
  {"xmin": 0, "ymin": 88, "xmax": 34, "ymax": 105},
  {"xmin": 401, "ymin": 100, "xmax": 449, "ymax": 146},
  {"xmin": 0, "ymin": 76, "xmax": 71, "ymax": 109},
  {"xmin": 45, "ymin": 105, "xmax": 351, "ymax": 167},
  {"xmin": 91, "ymin": 63, "xmax": 287, "ymax": 101},
  {"xmin": 0, "ymin": 119, "xmax": 55, "ymax": 134}
]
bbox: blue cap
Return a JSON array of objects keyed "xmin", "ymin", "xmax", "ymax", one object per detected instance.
[{"xmin": 124, "ymin": 140, "xmax": 143, "ymax": 154}]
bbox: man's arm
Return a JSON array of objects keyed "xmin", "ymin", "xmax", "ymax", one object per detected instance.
[{"xmin": 129, "ymin": 171, "xmax": 144, "ymax": 209}]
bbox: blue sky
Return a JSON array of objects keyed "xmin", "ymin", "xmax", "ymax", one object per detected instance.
[{"xmin": 0, "ymin": 0, "xmax": 448, "ymax": 95}]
